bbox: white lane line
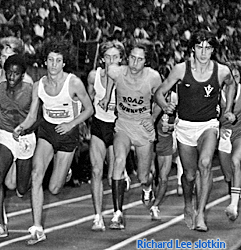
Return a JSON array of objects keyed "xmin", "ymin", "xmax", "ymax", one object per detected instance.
[
  {"xmin": 212, "ymin": 166, "xmax": 221, "ymax": 171},
  {"xmin": 8, "ymin": 230, "xmax": 29, "ymax": 233},
  {"xmin": 7, "ymin": 165, "xmax": 222, "ymax": 218},
  {"xmin": 7, "ymin": 183, "xmax": 139, "ymax": 218},
  {"xmin": 103, "ymin": 195, "xmax": 230, "ymax": 250},
  {"xmin": 0, "ymin": 189, "xmax": 177, "ymax": 247},
  {"xmin": 0, "ymin": 175, "xmax": 225, "ymax": 247}
]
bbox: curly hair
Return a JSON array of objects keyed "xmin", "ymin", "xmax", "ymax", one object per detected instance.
[
  {"xmin": 43, "ymin": 38, "xmax": 71, "ymax": 63},
  {"xmin": 4, "ymin": 54, "xmax": 27, "ymax": 73}
]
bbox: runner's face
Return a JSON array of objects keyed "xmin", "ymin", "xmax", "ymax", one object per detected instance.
[
  {"xmin": 5, "ymin": 64, "xmax": 24, "ymax": 88},
  {"xmin": 232, "ymin": 69, "xmax": 240, "ymax": 84},
  {"xmin": 194, "ymin": 41, "xmax": 213, "ymax": 64},
  {"xmin": 103, "ymin": 47, "xmax": 121, "ymax": 66},
  {"xmin": 128, "ymin": 48, "xmax": 146, "ymax": 75},
  {"xmin": 46, "ymin": 52, "xmax": 65, "ymax": 75},
  {"xmin": 0, "ymin": 47, "xmax": 15, "ymax": 68}
]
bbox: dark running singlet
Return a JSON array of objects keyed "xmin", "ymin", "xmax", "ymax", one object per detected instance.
[
  {"xmin": 0, "ymin": 81, "xmax": 32, "ymax": 132},
  {"xmin": 177, "ymin": 60, "xmax": 219, "ymax": 122}
]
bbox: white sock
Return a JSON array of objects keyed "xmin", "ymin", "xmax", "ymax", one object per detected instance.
[{"xmin": 230, "ymin": 187, "xmax": 241, "ymax": 208}]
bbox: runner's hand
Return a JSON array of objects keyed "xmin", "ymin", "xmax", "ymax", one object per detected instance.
[
  {"xmin": 220, "ymin": 128, "xmax": 231, "ymax": 140},
  {"xmin": 55, "ymin": 123, "xmax": 73, "ymax": 135},
  {"xmin": 141, "ymin": 119, "xmax": 154, "ymax": 132},
  {"xmin": 98, "ymin": 98, "xmax": 109, "ymax": 111},
  {"xmin": 13, "ymin": 125, "xmax": 24, "ymax": 141},
  {"xmin": 163, "ymin": 102, "xmax": 176, "ymax": 114},
  {"xmin": 224, "ymin": 111, "xmax": 236, "ymax": 123}
]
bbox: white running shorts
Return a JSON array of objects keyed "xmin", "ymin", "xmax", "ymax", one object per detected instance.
[
  {"xmin": 176, "ymin": 118, "xmax": 219, "ymax": 147},
  {"xmin": 0, "ymin": 129, "xmax": 36, "ymax": 160},
  {"xmin": 218, "ymin": 129, "xmax": 232, "ymax": 154}
]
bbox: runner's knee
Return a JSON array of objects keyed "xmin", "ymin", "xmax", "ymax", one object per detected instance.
[
  {"xmin": 49, "ymin": 184, "xmax": 62, "ymax": 195},
  {"xmin": 199, "ymin": 156, "xmax": 212, "ymax": 170},
  {"xmin": 231, "ymin": 156, "xmax": 241, "ymax": 169},
  {"xmin": 138, "ymin": 171, "xmax": 149, "ymax": 184},
  {"xmin": 183, "ymin": 170, "xmax": 196, "ymax": 182},
  {"xmin": 5, "ymin": 181, "xmax": 16, "ymax": 190},
  {"xmin": 91, "ymin": 166, "xmax": 103, "ymax": 180}
]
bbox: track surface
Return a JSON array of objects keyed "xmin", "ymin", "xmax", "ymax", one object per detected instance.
[{"xmin": 1, "ymin": 159, "xmax": 241, "ymax": 250}]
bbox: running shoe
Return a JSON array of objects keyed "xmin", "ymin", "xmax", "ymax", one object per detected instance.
[
  {"xmin": 109, "ymin": 210, "xmax": 125, "ymax": 230},
  {"xmin": 225, "ymin": 204, "xmax": 238, "ymax": 221},
  {"xmin": 142, "ymin": 189, "xmax": 153, "ymax": 206},
  {"xmin": 150, "ymin": 206, "xmax": 161, "ymax": 220},
  {"xmin": 177, "ymin": 184, "xmax": 183, "ymax": 196},
  {"xmin": 27, "ymin": 226, "xmax": 46, "ymax": 245},
  {"xmin": 124, "ymin": 175, "xmax": 131, "ymax": 192},
  {"xmin": 65, "ymin": 168, "xmax": 72, "ymax": 183},
  {"xmin": 3, "ymin": 203, "xmax": 8, "ymax": 225},
  {"xmin": 92, "ymin": 214, "xmax": 106, "ymax": 231},
  {"xmin": 0, "ymin": 224, "xmax": 8, "ymax": 238},
  {"xmin": 16, "ymin": 189, "xmax": 24, "ymax": 198}
]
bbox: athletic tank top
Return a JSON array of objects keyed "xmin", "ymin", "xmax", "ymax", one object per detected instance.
[
  {"xmin": 178, "ymin": 60, "xmax": 219, "ymax": 122},
  {"xmin": 115, "ymin": 66, "xmax": 154, "ymax": 121},
  {"xmin": 0, "ymin": 81, "xmax": 32, "ymax": 132},
  {"xmin": 38, "ymin": 73, "xmax": 81, "ymax": 124},
  {"xmin": 94, "ymin": 67, "xmax": 116, "ymax": 122},
  {"xmin": 220, "ymin": 84, "xmax": 241, "ymax": 129}
]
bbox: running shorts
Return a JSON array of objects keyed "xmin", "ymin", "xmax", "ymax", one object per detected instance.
[
  {"xmin": 176, "ymin": 118, "xmax": 219, "ymax": 147},
  {"xmin": 0, "ymin": 129, "xmax": 36, "ymax": 160},
  {"xmin": 91, "ymin": 116, "xmax": 115, "ymax": 147},
  {"xmin": 115, "ymin": 117, "xmax": 155, "ymax": 146},
  {"xmin": 38, "ymin": 119, "xmax": 79, "ymax": 153}
]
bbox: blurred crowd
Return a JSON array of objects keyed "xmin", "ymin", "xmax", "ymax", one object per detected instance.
[{"xmin": 0, "ymin": 0, "xmax": 241, "ymax": 78}]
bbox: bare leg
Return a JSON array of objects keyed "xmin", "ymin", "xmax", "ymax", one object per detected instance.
[
  {"xmin": 109, "ymin": 132, "xmax": 131, "ymax": 230},
  {"xmin": 49, "ymin": 150, "xmax": 76, "ymax": 194},
  {"xmin": 31, "ymin": 139, "xmax": 54, "ymax": 228},
  {"xmin": 219, "ymin": 150, "xmax": 232, "ymax": 195},
  {"xmin": 219, "ymin": 151, "xmax": 232, "ymax": 183},
  {"xmin": 4, "ymin": 162, "xmax": 17, "ymax": 190},
  {"xmin": 90, "ymin": 135, "xmax": 106, "ymax": 216},
  {"xmin": 136, "ymin": 142, "xmax": 154, "ymax": 188},
  {"xmin": 225, "ymin": 138, "xmax": 241, "ymax": 220},
  {"xmin": 112, "ymin": 132, "xmax": 131, "ymax": 212},
  {"xmin": 153, "ymin": 155, "xmax": 172, "ymax": 207},
  {"xmin": 16, "ymin": 158, "xmax": 32, "ymax": 195},
  {"xmin": 175, "ymin": 155, "xmax": 183, "ymax": 195},
  {"xmin": 178, "ymin": 141, "xmax": 198, "ymax": 230},
  {"xmin": 195, "ymin": 129, "xmax": 217, "ymax": 231},
  {"xmin": 0, "ymin": 145, "xmax": 13, "ymax": 226},
  {"xmin": 106, "ymin": 145, "xmax": 114, "ymax": 187}
]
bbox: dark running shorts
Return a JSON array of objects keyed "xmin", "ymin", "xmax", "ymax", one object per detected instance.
[
  {"xmin": 155, "ymin": 133, "xmax": 173, "ymax": 156},
  {"xmin": 38, "ymin": 119, "xmax": 79, "ymax": 153},
  {"xmin": 91, "ymin": 116, "xmax": 115, "ymax": 147}
]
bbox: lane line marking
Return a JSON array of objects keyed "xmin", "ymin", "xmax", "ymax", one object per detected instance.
[
  {"xmin": 0, "ymin": 189, "xmax": 177, "ymax": 247},
  {"xmin": 7, "ymin": 183, "xmax": 139, "ymax": 218},
  {"xmin": 0, "ymin": 174, "xmax": 225, "ymax": 247},
  {"xmin": 7, "ymin": 166, "xmax": 222, "ymax": 218},
  {"xmin": 103, "ymin": 195, "xmax": 230, "ymax": 250}
]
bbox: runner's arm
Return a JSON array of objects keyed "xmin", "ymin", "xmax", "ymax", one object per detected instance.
[{"xmin": 13, "ymin": 81, "xmax": 40, "ymax": 139}]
